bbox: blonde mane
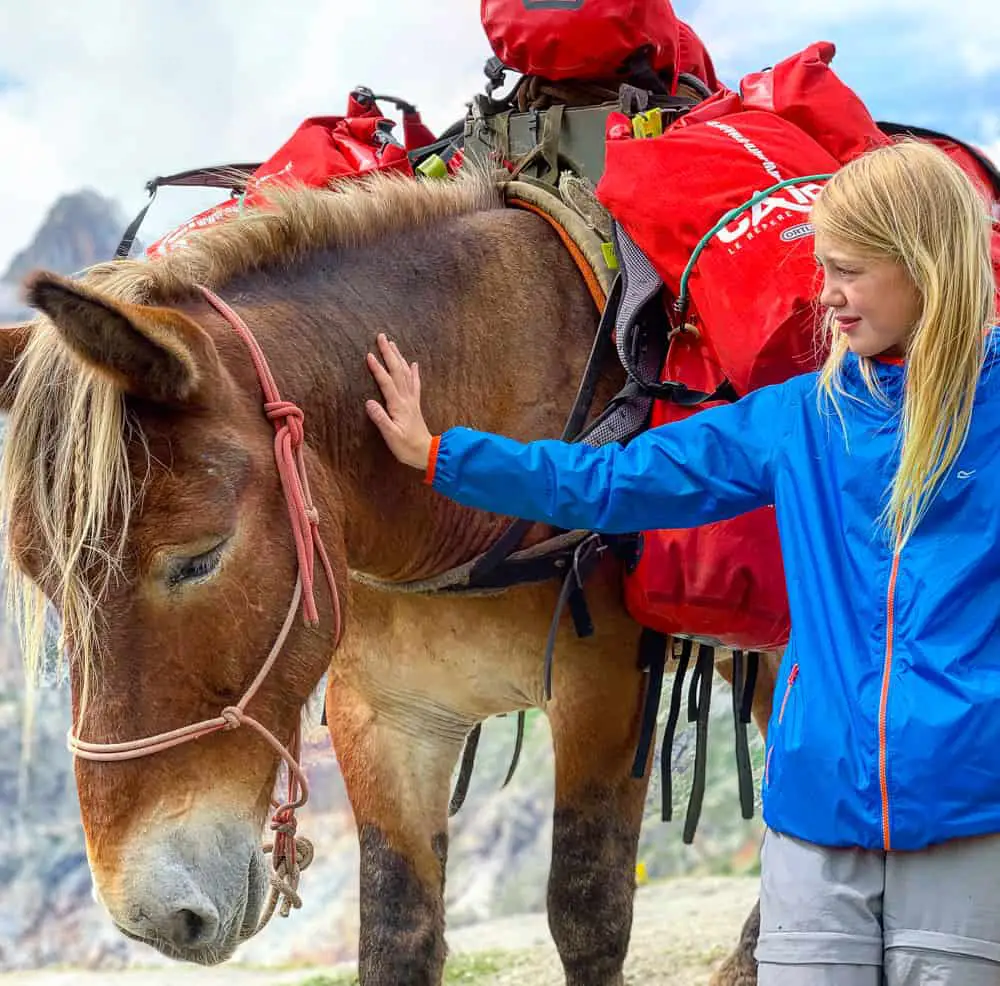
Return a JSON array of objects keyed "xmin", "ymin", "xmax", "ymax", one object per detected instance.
[
  {"xmin": 0, "ymin": 172, "xmax": 499, "ymax": 705},
  {"xmin": 80, "ymin": 170, "xmax": 500, "ymax": 305}
]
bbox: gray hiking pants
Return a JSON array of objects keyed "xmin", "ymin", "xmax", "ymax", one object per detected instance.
[{"xmin": 755, "ymin": 827, "xmax": 1000, "ymax": 985}]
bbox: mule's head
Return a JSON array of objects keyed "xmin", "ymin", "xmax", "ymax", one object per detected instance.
[{"xmin": 0, "ymin": 272, "xmax": 342, "ymax": 963}]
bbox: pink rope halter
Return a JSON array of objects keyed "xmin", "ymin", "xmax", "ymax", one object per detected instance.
[{"xmin": 67, "ymin": 285, "xmax": 343, "ymax": 932}]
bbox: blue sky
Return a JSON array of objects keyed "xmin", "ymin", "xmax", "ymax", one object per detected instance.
[
  {"xmin": 0, "ymin": 1, "xmax": 997, "ymax": 277},
  {"xmin": 672, "ymin": 1, "xmax": 1000, "ymax": 147}
]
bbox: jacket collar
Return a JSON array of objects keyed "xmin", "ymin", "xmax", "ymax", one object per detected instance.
[{"xmin": 838, "ymin": 328, "xmax": 1000, "ymax": 406}]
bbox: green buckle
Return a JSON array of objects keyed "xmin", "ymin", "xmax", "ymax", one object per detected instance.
[{"xmin": 415, "ymin": 153, "xmax": 448, "ymax": 179}]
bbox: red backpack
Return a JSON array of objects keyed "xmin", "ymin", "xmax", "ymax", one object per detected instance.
[
  {"xmin": 117, "ymin": 90, "xmax": 449, "ymax": 260},
  {"xmin": 481, "ymin": 0, "xmax": 682, "ymax": 82},
  {"xmin": 595, "ymin": 42, "xmax": 888, "ymax": 650},
  {"xmin": 145, "ymin": 92, "xmax": 420, "ymax": 257}
]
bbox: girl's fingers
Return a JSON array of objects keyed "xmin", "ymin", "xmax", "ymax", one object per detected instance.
[
  {"xmin": 389, "ymin": 340, "xmax": 412, "ymax": 388},
  {"xmin": 379, "ymin": 334, "xmax": 403, "ymax": 372},
  {"xmin": 364, "ymin": 399, "xmax": 398, "ymax": 438},
  {"xmin": 376, "ymin": 334, "xmax": 401, "ymax": 377},
  {"xmin": 366, "ymin": 351, "xmax": 400, "ymax": 403}
]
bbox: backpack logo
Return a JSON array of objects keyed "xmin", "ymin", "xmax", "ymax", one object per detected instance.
[
  {"xmin": 521, "ymin": 0, "xmax": 585, "ymax": 8},
  {"xmin": 716, "ymin": 184, "xmax": 826, "ymax": 250},
  {"xmin": 781, "ymin": 223, "xmax": 815, "ymax": 243}
]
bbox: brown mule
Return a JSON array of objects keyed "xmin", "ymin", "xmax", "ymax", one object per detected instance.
[{"xmin": 0, "ymin": 172, "xmax": 776, "ymax": 984}]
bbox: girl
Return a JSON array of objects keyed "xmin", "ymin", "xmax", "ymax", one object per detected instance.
[{"xmin": 364, "ymin": 139, "xmax": 1000, "ymax": 985}]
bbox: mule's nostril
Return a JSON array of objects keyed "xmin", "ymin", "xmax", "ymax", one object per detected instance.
[
  {"xmin": 180, "ymin": 908, "xmax": 204, "ymax": 945},
  {"xmin": 166, "ymin": 904, "xmax": 219, "ymax": 948}
]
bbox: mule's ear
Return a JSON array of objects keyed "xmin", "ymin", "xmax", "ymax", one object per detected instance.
[
  {"xmin": 0, "ymin": 322, "xmax": 33, "ymax": 410},
  {"xmin": 23, "ymin": 270, "xmax": 222, "ymax": 405}
]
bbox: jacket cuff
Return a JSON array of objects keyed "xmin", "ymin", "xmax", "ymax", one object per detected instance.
[{"xmin": 423, "ymin": 434, "xmax": 441, "ymax": 486}]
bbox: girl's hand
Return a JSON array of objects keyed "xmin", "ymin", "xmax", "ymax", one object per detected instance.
[{"xmin": 365, "ymin": 333, "xmax": 433, "ymax": 471}]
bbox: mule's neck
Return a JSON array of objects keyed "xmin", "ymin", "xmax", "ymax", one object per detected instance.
[{"xmin": 225, "ymin": 206, "xmax": 608, "ymax": 582}]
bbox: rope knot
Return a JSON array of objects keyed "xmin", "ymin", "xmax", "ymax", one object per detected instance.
[
  {"xmin": 293, "ymin": 835, "xmax": 314, "ymax": 871},
  {"xmin": 265, "ymin": 400, "xmax": 305, "ymax": 447},
  {"xmin": 221, "ymin": 707, "xmax": 243, "ymax": 730},
  {"xmin": 271, "ymin": 815, "xmax": 298, "ymax": 838}
]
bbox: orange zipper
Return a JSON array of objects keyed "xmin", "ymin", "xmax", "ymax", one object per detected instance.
[
  {"xmin": 879, "ymin": 542, "xmax": 902, "ymax": 850},
  {"xmin": 778, "ymin": 663, "xmax": 799, "ymax": 725},
  {"xmin": 767, "ymin": 664, "xmax": 798, "ymax": 788}
]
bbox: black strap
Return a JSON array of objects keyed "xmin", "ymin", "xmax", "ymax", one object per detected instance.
[
  {"xmin": 501, "ymin": 711, "xmax": 527, "ymax": 788},
  {"xmin": 449, "ymin": 722, "xmax": 483, "ymax": 817},
  {"xmin": 731, "ymin": 650, "xmax": 755, "ymax": 821},
  {"xmin": 561, "ymin": 274, "xmax": 624, "ymax": 440},
  {"xmin": 645, "ymin": 374, "xmax": 739, "ymax": 407},
  {"xmin": 631, "ymin": 629, "xmax": 668, "ymax": 778},
  {"xmin": 566, "ymin": 582, "xmax": 594, "ymax": 638},
  {"xmin": 542, "ymin": 534, "xmax": 605, "ymax": 699},
  {"xmin": 675, "ymin": 72, "xmax": 714, "ymax": 102},
  {"xmin": 351, "ymin": 86, "xmax": 418, "ymax": 116},
  {"xmin": 660, "ymin": 639, "xmax": 692, "ymax": 821},
  {"xmin": 483, "ymin": 56, "xmax": 514, "ymax": 99},
  {"xmin": 145, "ymin": 163, "xmax": 261, "ymax": 188},
  {"xmin": 682, "ymin": 643, "xmax": 715, "ymax": 844},
  {"xmin": 449, "ymin": 708, "xmax": 527, "ymax": 817},
  {"xmin": 608, "ymin": 221, "xmax": 738, "ymax": 408},
  {"xmin": 741, "ymin": 651, "xmax": 759, "ymax": 724},
  {"xmin": 114, "ymin": 163, "xmax": 261, "ymax": 259},
  {"xmin": 408, "ymin": 132, "xmax": 464, "ymax": 170},
  {"xmin": 115, "ymin": 184, "xmax": 158, "ymax": 259}
]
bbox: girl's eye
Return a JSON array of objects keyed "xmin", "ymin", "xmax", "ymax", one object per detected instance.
[
  {"xmin": 836, "ymin": 266, "xmax": 858, "ymax": 277},
  {"xmin": 167, "ymin": 542, "xmax": 226, "ymax": 588}
]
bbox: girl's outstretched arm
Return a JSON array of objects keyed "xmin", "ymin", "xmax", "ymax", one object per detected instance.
[{"xmin": 366, "ymin": 332, "xmax": 790, "ymax": 533}]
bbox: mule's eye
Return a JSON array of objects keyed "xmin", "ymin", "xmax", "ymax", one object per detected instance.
[{"xmin": 167, "ymin": 542, "xmax": 226, "ymax": 588}]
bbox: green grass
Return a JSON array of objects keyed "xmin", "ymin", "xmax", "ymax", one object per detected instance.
[{"xmin": 291, "ymin": 952, "xmax": 507, "ymax": 986}]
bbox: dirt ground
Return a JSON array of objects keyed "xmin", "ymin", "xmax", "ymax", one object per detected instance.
[{"xmin": 0, "ymin": 875, "xmax": 759, "ymax": 986}]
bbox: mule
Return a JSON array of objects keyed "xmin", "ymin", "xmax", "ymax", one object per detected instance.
[{"xmin": 0, "ymin": 172, "xmax": 778, "ymax": 985}]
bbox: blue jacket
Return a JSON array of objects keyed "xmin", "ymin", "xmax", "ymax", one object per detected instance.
[{"xmin": 428, "ymin": 340, "xmax": 1000, "ymax": 851}]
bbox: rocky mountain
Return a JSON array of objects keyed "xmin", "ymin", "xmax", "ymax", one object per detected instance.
[{"xmin": 0, "ymin": 189, "xmax": 132, "ymax": 321}]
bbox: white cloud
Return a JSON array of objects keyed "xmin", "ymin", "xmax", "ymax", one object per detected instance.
[
  {"xmin": 0, "ymin": 96, "xmax": 66, "ymax": 276},
  {"xmin": 0, "ymin": 0, "xmax": 494, "ymax": 274}
]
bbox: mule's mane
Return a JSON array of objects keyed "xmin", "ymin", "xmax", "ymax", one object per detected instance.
[
  {"xmin": 0, "ymin": 172, "xmax": 500, "ymax": 703},
  {"xmin": 83, "ymin": 171, "xmax": 500, "ymax": 305}
]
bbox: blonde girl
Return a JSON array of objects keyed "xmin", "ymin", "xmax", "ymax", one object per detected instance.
[{"xmin": 366, "ymin": 140, "xmax": 1000, "ymax": 984}]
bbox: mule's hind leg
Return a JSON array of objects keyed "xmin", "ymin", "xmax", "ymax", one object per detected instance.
[
  {"xmin": 325, "ymin": 675, "xmax": 465, "ymax": 986},
  {"xmin": 709, "ymin": 649, "xmax": 782, "ymax": 986},
  {"xmin": 544, "ymin": 624, "xmax": 649, "ymax": 986},
  {"xmin": 709, "ymin": 900, "xmax": 761, "ymax": 986}
]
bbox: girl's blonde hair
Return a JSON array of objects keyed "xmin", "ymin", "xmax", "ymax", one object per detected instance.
[{"xmin": 813, "ymin": 139, "xmax": 997, "ymax": 547}]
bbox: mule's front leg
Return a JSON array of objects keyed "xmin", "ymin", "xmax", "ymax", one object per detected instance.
[
  {"xmin": 326, "ymin": 677, "xmax": 465, "ymax": 986},
  {"xmin": 545, "ymin": 628, "xmax": 650, "ymax": 986}
]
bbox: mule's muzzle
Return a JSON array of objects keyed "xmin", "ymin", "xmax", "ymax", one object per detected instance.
[{"xmin": 110, "ymin": 822, "xmax": 268, "ymax": 964}]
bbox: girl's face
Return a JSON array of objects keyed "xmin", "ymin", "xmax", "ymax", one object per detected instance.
[{"xmin": 815, "ymin": 233, "xmax": 923, "ymax": 359}]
